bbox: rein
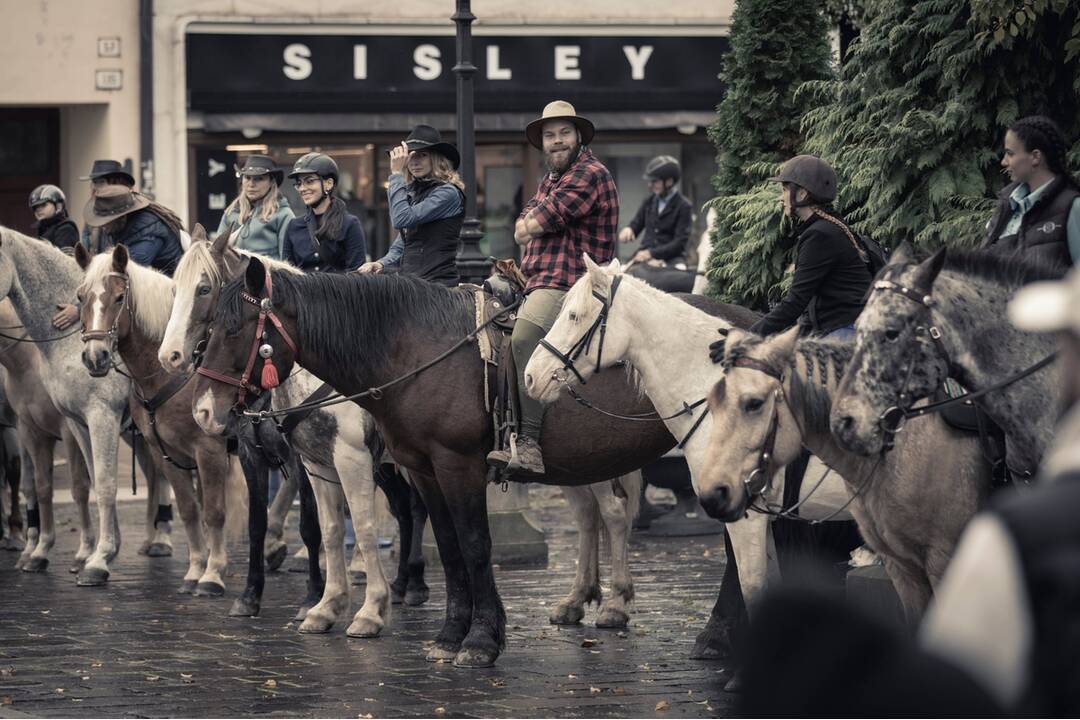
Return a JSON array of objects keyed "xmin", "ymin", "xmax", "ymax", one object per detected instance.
[
  {"xmin": 239, "ymin": 294, "xmax": 522, "ymax": 421},
  {"xmin": 0, "ymin": 326, "xmax": 82, "ymax": 344}
]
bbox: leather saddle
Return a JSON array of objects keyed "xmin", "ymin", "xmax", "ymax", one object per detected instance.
[{"xmin": 935, "ymin": 379, "xmax": 1010, "ymax": 487}]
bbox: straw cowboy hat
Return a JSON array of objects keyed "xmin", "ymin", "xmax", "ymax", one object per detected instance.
[
  {"xmin": 403, "ymin": 125, "xmax": 460, "ymax": 169},
  {"xmin": 83, "ymin": 184, "xmax": 150, "ymax": 228},
  {"xmin": 525, "ymin": 100, "xmax": 596, "ymax": 150}
]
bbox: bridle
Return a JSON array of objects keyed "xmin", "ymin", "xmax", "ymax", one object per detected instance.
[
  {"xmin": 537, "ymin": 274, "xmax": 621, "ymax": 385},
  {"xmin": 80, "ymin": 271, "xmax": 131, "ymax": 356},
  {"xmin": 726, "ymin": 355, "xmax": 786, "ymax": 501},
  {"xmin": 195, "ymin": 270, "xmax": 298, "ymax": 409}
]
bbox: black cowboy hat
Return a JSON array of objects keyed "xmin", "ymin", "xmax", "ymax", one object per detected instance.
[
  {"xmin": 79, "ymin": 159, "xmax": 136, "ymax": 186},
  {"xmin": 235, "ymin": 154, "xmax": 285, "ymax": 186},
  {"xmin": 83, "ymin": 184, "xmax": 150, "ymax": 228},
  {"xmin": 403, "ymin": 125, "xmax": 460, "ymax": 169}
]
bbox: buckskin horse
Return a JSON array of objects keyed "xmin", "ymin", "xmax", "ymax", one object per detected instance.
[{"xmin": 187, "ymin": 258, "xmax": 752, "ymax": 667}]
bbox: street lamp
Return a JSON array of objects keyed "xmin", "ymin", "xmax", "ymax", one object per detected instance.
[{"xmin": 452, "ymin": 0, "xmax": 492, "ymax": 285}]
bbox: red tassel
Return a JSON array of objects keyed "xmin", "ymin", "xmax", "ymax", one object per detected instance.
[{"xmin": 261, "ymin": 362, "xmax": 280, "ymax": 389}]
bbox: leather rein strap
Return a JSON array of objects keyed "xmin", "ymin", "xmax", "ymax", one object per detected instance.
[{"xmin": 196, "ymin": 270, "xmax": 298, "ymax": 406}]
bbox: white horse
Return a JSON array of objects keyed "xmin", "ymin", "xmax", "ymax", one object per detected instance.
[
  {"xmin": 524, "ymin": 256, "xmax": 856, "ymax": 612},
  {"xmin": 0, "ymin": 227, "xmax": 172, "ymax": 584},
  {"xmin": 160, "ymin": 237, "xmax": 391, "ymax": 637}
]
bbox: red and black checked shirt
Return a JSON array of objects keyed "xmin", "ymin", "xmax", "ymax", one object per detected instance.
[{"xmin": 520, "ymin": 148, "xmax": 619, "ymax": 292}]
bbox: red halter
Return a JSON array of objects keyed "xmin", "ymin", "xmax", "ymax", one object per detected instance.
[{"xmin": 195, "ymin": 270, "xmax": 298, "ymax": 407}]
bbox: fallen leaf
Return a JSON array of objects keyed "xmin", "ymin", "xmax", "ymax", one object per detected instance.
[
  {"xmin": 40, "ymin": 610, "xmax": 49, "ymax": 615},
  {"xmin": 90, "ymin": 662, "xmax": 103, "ymax": 669},
  {"xmin": 363, "ymin": 697, "xmax": 376, "ymax": 702},
  {"xmin": 489, "ymin": 679, "xmax": 505, "ymax": 688},
  {"xmin": 263, "ymin": 679, "xmax": 277, "ymax": 689},
  {"xmin": 358, "ymin": 714, "xmax": 373, "ymax": 719},
  {"xmin": 81, "ymin": 676, "xmax": 90, "ymax": 681},
  {"xmin": 434, "ymin": 707, "xmax": 446, "ymax": 714},
  {"xmin": 589, "ymin": 686, "xmax": 601, "ymax": 694},
  {"xmin": 145, "ymin": 675, "xmax": 160, "ymax": 682},
  {"xmin": 567, "ymin": 674, "xmax": 577, "ymax": 679},
  {"xmin": 580, "ymin": 638, "xmax": 600, "ymax": 648},
  {"xmin": 0, "ymin": 696, "xmax": 10, "ymax": 706},
  {"xmin": 0, "ymin": 667, "xmax": 13, "ymax": 677},
  {"xmin": 56, "ymin": 688, "xmax": 65, "ymax": 694},
  {"xmin": 656, "ymin": 700, "xmax": 670, "ymax": 711},
  {"xmin": 181, "ymin": 673, "xmax": 194, "ymax": 684}
]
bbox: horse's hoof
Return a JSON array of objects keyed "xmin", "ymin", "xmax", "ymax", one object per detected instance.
[
  {"xmin": 298, "ymin": 613, "xmax": 335, "ymax": 634},
  {"xmin": 391, "ymin": 589, "xmax": 405, "ymax": 605},
  {"xmin": 4, "ymin": 535, "xmax": 26, "ymax": 551},
  {"xmin": 346, "ymin": 617, "xmax": 383, "ymax": 638},
  {"xmin": 426, "ymin": 644, "xmax": 459, "ymax": 662},
  {"xmin": 549, "ymin": 604, "xmax": 585, "ymax": 626},
  {"xmin": 595, "ymin": 608, "xmax": 629, "ymax": 629},
  {"xmin": 453, "ymin": 647, "xmax": 497, "ymax": 668},
  {"xmin": 14, "ymin": 555, "xmax": 28, "ymax": 570},
  {"xmin": 23, "ymin": 556, "xmax": 49, "ymax": 573},
  {"xmin": 294, "ymin": 604, "xmax": 314, "ymax": 622},
  {"xmin": 69, "ymin": 558, "xmax": 86, "ymax": 574},
  {"xmin": 146, "ymin": 542, "xmax": 173, "ymax": 558},
  {"xmin": 723, "ymin": 672, "xmax": 743, "ymax": 693},
  {"xmin": 229, "ymin": 597, "xmax": 260, "ymax": 617},
  {"xmin": 404, "ymin": 587, "xmax": 429, "ymax": 607},
  {"xmin": 194, "ymin": 581, "xmax": 225, "ymax": 597},
  {"xmin": 77, "ymin": 567, "xmax": 109, "ymax": 586},
  {"xmin": 350, "ymin": 570, "xmax": 367, "ymax": 585},
  {"xmin": 690, "ymin": 641, "xmax": 726, "ymax": 661},
  {"xmin": 177, "ymin": 579, "xmax": 198, "ymax": 595},
  {"xmin": 265, "ymin": 544, "xmax": 287, "ymax": 572}
]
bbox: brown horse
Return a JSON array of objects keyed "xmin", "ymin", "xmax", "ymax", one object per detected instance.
[
  {"xmin": 75, "ymin": 243, "xmax": 246, "ymax": 596},
  {"xmin": 190, "ymin": 259, "xmax": 751, "ymax": 667}
]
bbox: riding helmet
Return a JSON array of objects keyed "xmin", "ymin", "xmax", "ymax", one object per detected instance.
[
  {"xmin": 288, "ymin": 152, "xmax": 339, "ymax": 185},
  {"xmin": 769, "ymin": 155, "xmax": 837, "ymax": 203},
  {"xmin": 644, "ymin": 155, "xmax": 681, "ymax": 183},
  {"xmin": 29, "ymin": 184, "xmax": 66, "ymax": 209}
]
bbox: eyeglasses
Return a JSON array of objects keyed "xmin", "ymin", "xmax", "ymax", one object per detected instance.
[{"xmin": 292, "ymin": 177, "xmax": 322, "ymax": 190}]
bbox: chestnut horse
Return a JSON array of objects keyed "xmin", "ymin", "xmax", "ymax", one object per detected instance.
[{"xmin": 190, "ymin": 259, "xmax": 752, "ymax": 667}]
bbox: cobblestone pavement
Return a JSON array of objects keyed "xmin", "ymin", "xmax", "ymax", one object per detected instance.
[{"xmin": 0, "ymin": 482, "xmax": 733, "ymax": 718}]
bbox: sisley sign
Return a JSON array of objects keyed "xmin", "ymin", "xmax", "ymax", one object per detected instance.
[{"xmin": 186, "ymin": 32, "xmax": 728, "ymax": 114}]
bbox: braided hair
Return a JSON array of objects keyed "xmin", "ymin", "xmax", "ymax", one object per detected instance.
[
  {"xmin": 809, "ymin": 206, "xmax": 868, "ymax": 263},
  {"xmin": 1009, "ymin": 115, "xmax": 1079, "ymax": 190}
]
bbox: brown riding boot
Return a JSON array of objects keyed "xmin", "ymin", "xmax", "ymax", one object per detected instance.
[{"xmin": 486, "ymin": 434, "xmax": 546, "ymax": 479}]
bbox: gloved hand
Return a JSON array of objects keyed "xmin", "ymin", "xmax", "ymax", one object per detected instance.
[{"xmin": 708, "ymin": 328, "xmax": 729, "ymax": 364}]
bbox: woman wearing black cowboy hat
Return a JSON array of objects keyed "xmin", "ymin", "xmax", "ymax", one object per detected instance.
[
  {"xmin": 357, "ymin": 125, "xmax": 465, "ymax": 287},
  {"xmin": 216, "ymin": 155, "xmax": 295, "ymax": 259},
  {"xmin": 282, "ymin": 152, "xmax": 367, "ymax": 273}
]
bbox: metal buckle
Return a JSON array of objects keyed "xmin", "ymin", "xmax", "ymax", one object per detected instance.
[
  {"xmin": 928, "ymin": 326, "xmax": 942, "ymax": 340},
  {"xmin": 879, "ymin": 406, "xmax": 907, "ymax": 434}
]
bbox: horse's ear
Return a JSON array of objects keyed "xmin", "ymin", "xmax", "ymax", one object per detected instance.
[
  {"xmin": 112, "ymin": 244, "xmax": 129, "ymax": 273},
  {"xmin": 764, "ymin": 326, "xmax": 800, "ymax": 362},
  {"xmin": 911, "ymin": 247, "xmax": 947, "ymax": 290},
  {"xmin": 607, "ymin": 257, "xmax": 622, "ymax": 273},
  {"xmin": 889, "ymin": 241, "xmax": 916, "ymax": 266},
  {"xmin": 211, "ymin": 225, "xmax": 232, "ymax": 257},
  {"xmin": 583, "ymin": 253, "xmax": 600, "ymax": 275},
  {"xmin": 245, "ymin": 257, "xmax": 267, "ymax": 296},
  {"xmin": 74, "ymin": 242, "xmax": 91, "ymax": 270},
  {"xmin": 191, "ymin": 223, "xmax": 208, "ymax": 244}
]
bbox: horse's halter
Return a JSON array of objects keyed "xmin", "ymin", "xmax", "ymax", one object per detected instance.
[
  {"xmin": 869, "ymin": 278, "xmax": 951, "ymax": 449},
  {"xmin": 537, "ymin": 274, "xmax": 622, "ymax": 385},
  {"xmin": 725, "ymin": 355, "xmax": 788, "ymax": 501},
  {"xmin": 195, "ymin": 270, "xmax": 298, "ymax": 409},
  {"xmin": 80, "ymin": 271, "xmax": 131, "ymax": 355}
]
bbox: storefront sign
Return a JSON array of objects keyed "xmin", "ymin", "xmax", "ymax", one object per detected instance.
[
  {"xmin": 187, "ymin": 32, "xmax": 727, "ymax": 113},
  {"xmin": 194, "ymin": 146, "xmax": 238, "ymax": 231}
]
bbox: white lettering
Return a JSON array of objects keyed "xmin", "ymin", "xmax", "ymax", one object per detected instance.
[
  {"xmin": 283, "ymin": 43, "xmax": 312, "ymax": 81},
  {"xmin": 353, "ymin": 44, "xmax": 368, "ymax": 80},
  {"xmin": 554, "ymin": 45, "xmax": 581, "ymax": 80},
  {"xmin": 486, "ymin": 45, "xmax": 512, "ymax": 80},
  {"xmin": 623, "ymin": 45, "xmax": 654, "ymax": 80},
  {"xmin": 414, "ymin": 44, "xmax": 442, "ymax": 81}
]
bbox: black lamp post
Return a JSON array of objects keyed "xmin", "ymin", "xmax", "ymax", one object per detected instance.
[{"xmin": 452, "ymin": 0, "xmax": 492, "ymax": 285}]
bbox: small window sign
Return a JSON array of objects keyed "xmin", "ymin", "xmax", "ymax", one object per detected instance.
[
  {"xmin": 98, "ymin": 37, "xmax": 121, "ymax": 58},
  {"xmin": 95, "ymin": 69, "xmax": 123, "ymax": 91}
]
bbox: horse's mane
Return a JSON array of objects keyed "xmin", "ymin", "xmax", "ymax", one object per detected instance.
[
  {"xmin": 218, "ymin": 268, "xmax": 474, "ymax": 378},
  {"xmin": 80, "ymin": 250, "xmax": 174, "ymax": 342},
  {"xmin": 886, "ymin": 248, "xmax": 1066, "ymax": 290},
  {"xmin": 174, "ymin": 241, "xmax": 300, "ymax": 294}
]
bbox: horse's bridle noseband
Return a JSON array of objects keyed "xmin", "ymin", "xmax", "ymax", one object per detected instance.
[
  {"xmin": 80, "ymin": 271, "xmax": 131, "ymax": 351},
  {"xmin": 195, "ymin": 270, "xmax": 298, "ymax": 409},
  {"xmin": 537, "ymin": 274, "xmax": 621, "ymax": 385},
  {"xmin": 726, "ymin": 355, "xmax": 787, "ymax": 500}
]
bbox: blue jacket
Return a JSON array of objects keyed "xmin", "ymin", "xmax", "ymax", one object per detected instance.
[
  {"xmin": 216, "ymin": 198, "xmax": 294, "ymax": 259},
  {"xmin": 283, "ymin": 208, "xmax": 367, "ymax": 272},
  {"xmin": 86, "ymin": 208, "xmax": 183, "ymax": 276}
]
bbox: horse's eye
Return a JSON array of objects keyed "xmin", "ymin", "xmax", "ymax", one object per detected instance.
[
  {"xmin": 743, "ymin": 398, "xmax": 765, "ymax": 414},
  {"xmin": 197, "ymin": 285, "xmax": 211, "ymax": 296},
  {"xmin": 885, "ymin": 329, "xmax": 900, "ymax": 342}
]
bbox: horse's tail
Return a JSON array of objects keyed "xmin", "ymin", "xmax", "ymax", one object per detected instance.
[{"xmin": 224, "ymin": 456, "xmax": 249, "ymax": 543}]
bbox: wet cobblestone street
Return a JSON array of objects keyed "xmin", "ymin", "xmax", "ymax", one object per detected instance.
[{"xmin": 0, "ymin": 484, "xmax": 733, "ymax": 718}]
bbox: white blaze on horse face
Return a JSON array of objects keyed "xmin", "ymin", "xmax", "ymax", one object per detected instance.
[{"xmin": 159, "ymin": 275, "xmax": 196, "ymax": 371}]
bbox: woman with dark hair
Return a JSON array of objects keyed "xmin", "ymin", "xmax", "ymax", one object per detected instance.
[
  {"xmin": 216, "ymin": 155, "xmax": 294, "ymax": 259},
  {"xmin": 752, "ymin": 154, "xmax": 872, "ymax": 340},
  {"xmin": 283, "ymin": 152, "xmax": 367, "ymax": 272},
  {"xmin": 983, "ymin": 115, "xmax": 1080, "ymax": 268},
  {"xmin": 357, "ymin": 125, "xmax": 465, "ymax": 287}
]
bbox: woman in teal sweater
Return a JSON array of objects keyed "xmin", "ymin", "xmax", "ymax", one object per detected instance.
[{"xmin": 216, "ymin": 155, "xmax": 294, "ymax": 258}]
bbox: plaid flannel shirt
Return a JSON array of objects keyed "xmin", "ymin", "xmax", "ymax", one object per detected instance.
[{"xmin": 520, "ymin": 148, "xmax": 619, "ymax": 292}]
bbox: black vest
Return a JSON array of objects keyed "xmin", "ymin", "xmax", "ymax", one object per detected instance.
[
  {"xmin": 995, "ymin": 470, "xmax": 1080, "ymax": 715},
  {"xmin": 983, "ymin": 178, "xmax": 1078, "ymax": 268},
  {"xmin": 400, "ymin": 181, "xmax": 465, "ymax": 287}
]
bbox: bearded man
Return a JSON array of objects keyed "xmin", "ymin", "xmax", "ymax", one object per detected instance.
[{"xmin": 486, "ymin": 100, "xmax": 619, "ymax": 477}]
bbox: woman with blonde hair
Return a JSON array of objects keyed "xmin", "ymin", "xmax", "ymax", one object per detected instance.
[
  {"xmin": 216, "ymin": 155, "xmax": 295, "ymax": 259},
  {"xmin": 358, "ymin": 125, "xmax": 465, "ymax": 286}
]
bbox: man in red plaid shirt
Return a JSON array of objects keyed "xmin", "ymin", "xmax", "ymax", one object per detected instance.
[{"xmin": 487, "ymin": 100, "xmax": 619, "ymax": 477}]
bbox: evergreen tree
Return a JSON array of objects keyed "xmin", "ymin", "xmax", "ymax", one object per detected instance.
[
  {"xmin": 799, "ymin": 0, "xmax": 1080, "ymax": 250},
  {"xmin": 704, "ymin": 0, "xmax": 834, "ymax": 308}
]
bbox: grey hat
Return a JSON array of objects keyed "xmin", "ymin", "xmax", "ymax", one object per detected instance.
[
  {"xmin": 769, "ymin": 155, "xmax": 837, "ymax": 203},
  {"xmin": 1009, "ymin": 266, "xmax": 1080, "ymax": 337}
]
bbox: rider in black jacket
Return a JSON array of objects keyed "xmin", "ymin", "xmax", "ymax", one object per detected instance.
[
  {"xmin": 619, "ymin": 155, "xmax": 695, "ymax": 292},
  {"xmin": 29, "ymin": 184, "xmax": 79, "ymax": 251},
  {"xmin": 753, "ymin": 155, "xmax": 871, "ymax": 339}
]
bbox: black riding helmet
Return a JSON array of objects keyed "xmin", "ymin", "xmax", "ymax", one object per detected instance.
[
  {"xmin": 29, "ymin": 184, "xmax": 67, "ymax": 209},
  {"xmin": 644, "ymin": 155, "xmax": 681, "ymax": 183},
  {"xmin": 289, "ymin": 153, "xmax": 339, "ymax": 184}
]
